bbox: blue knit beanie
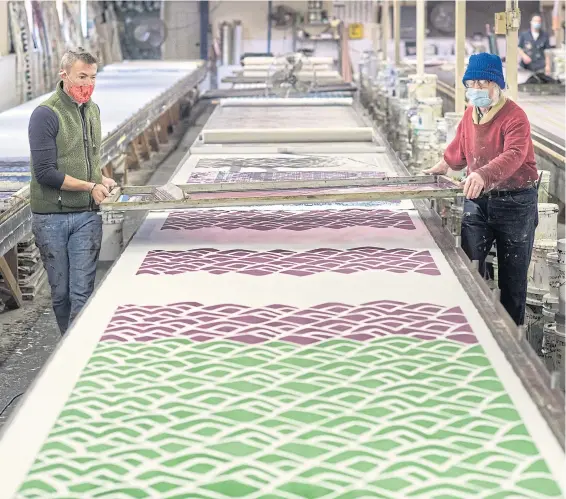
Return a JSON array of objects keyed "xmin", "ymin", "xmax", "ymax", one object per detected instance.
[{"xmin": 462, "ymin": 53, "xmax": 506, "ymax": 89}]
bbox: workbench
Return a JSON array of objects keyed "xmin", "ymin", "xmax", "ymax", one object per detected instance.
[{"xmin": 0, "ymin": 98, "xmax": 562, "ymax": 498}]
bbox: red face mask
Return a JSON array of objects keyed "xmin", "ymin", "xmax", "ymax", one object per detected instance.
[{"xmin": 64, "ymin": 75, "xmax": 95, "ymax": 104}]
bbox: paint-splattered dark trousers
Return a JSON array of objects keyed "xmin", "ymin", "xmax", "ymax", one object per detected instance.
[
  {"xmin": 32, "ymin": 212, "xmax": 102, "ymax": 334},
  {"xmin": 461, "ymin": 188, "xmax": 538, "ymax": 326}
]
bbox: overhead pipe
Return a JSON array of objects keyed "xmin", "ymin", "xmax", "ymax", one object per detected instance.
[
  {"xmin": 455, "ymin": 0, "xmax": 466, "ymax": 113},
  {"xmin": 267, "ymin": 0, "xmax": 272, "ymax": 54},
  {"xmin": 394, "ymin": 0, "xmax": 401, "ymax": 65},
  {"xmin": 416, "ymin": 0, "xmax": 426, "ymax": 76},
  {"xmin": 381, "ymin": 0, "xmax": 390, "ymax": 61},
  {"xmin": 505, "ymin": 0, "xmax": 520, "ymax": 101}
]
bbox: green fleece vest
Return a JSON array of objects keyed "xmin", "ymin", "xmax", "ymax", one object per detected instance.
[{"xmin": 30, "ymin": 82, "xmax": 102, "ymax": 213}]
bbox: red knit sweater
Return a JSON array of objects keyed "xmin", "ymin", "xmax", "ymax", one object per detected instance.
[{"xmin": 444, "ymin": 99, "xmax": 539, "ymax": 191}]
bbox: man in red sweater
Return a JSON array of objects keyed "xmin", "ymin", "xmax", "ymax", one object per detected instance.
[{"xmin": 425, "ymin": 53, "xmax": 539, "ymax": 325}]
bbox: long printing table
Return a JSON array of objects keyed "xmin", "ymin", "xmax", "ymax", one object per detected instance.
[{"xmin": 0, "ymin": 99, "xmax": 563, "ymax": 498}]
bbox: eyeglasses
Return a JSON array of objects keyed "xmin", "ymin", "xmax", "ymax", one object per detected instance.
[{"xmin": 464, "ymin": 80, "xmax": 491, "ymax": 89}]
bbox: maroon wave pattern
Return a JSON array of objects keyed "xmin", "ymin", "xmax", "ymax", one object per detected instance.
[
  {"xmin": 101, "ymin": 301, "xmax": 476, "ymax": 345},
  {"xmin": 161, "ymin": 209, "xmax": 415, "ymax": 232},
  {"xmin": 186, "ymin": 170, "xmax": 388, "ymax": 184},
  {"xmin": 136, "ymin": 247, "xmax": 440, "ymax": 277}
]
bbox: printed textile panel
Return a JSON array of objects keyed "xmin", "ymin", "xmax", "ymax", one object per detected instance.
[
  {"xmin": 161, "ymin": 209, "xmax": 416, "ymax": 232},
  {"xmin": 137, "ymin": 248, "xmax": 440, "ymax": 277},
  {"xmin": 17, "ymin": 299, "xmax": 562, "ymax": 498},
  {"xmin": 193, "ymin": 157, "xmax": 379, "ymax": 171},
  {"xmin": 0, "ymin": 159, "xmax": 29, "ymax": 171},
  {"xmin": 187, "ymin": 171, "xmax": 388, "ymax": 184},
  {"xmin": 0, "ymin": 173, "xmax": 31, "ymax": 182}
]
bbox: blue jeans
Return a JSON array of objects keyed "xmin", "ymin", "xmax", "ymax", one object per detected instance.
[
  {"xmin": 461, "ymin": 188, "xmax": 538, "ymax": 326},
  {"xmin": 32, "ymin": 212, "xmax": 102, "ymax": 334}
]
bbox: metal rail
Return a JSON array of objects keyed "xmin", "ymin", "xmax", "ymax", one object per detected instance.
[{"xmin": 100, "ymin": 66, "xmax": 207, "ymax": 165}]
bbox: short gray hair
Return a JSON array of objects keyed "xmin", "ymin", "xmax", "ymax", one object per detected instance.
[{"xmin": 60, "ymin": 47, "xmax": 98, "ymax": 72}]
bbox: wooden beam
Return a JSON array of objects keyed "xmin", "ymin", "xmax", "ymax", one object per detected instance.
[
  {"xmin": 382, "ymin": 0, "xmax": 390, "ymax": 61},
  {"xmin": 506, "ymin": 0, "xmax": 520, "ymax": 101},
  {"xmin": 133, "ymin": 134, "xmax": 150, "ymax": 161},
  {"xmin": 146, "ymin": 126, "xmax": 160, "ymax": 152},
  {"xmin": 101, "ymin": 163, "xmax": 113, "ymax": 178},
  {"xmin": 168, "ymin": 104, "xmax": 180, "ymax": 127},
  {"xmin": 100, "ymin": 175, "xmax": 463, "ymax": 213},
  {"xmin": 119, "ymin": 174, "xmax": 459, "ymax": 195},
  {"xmin": 126, "ymin": 142, "xmax": 141, "ymax": 170},
  {"xmin": 158, "ymin": 113, "xmax": 170, "ymax": 143},
  {"xmin": 100, "ymin": 185, "xmax": 463, "ymax": 213},
  {"xmin": 0, "ymin": 249, "xmax": 23, "ymax": 309},
  {"xmin": 455, "ymin": 0, "xmax": 466, "ymax": 113}
]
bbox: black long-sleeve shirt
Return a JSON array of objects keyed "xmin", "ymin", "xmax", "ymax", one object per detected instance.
[{"xmin": 28, "ymin": 106, "xmax": 65, "ymax": 189}]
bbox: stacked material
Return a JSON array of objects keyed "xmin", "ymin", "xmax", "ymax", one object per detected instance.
[
  {"xmin": 8, "ymin": 1, "xmax": 119, "ymax": 103},
  {"xmin": 0, "ymin": 159, "xmax": 30, "ymax": 201},
  {"xmin": 543, "ymin": 238, "xmax": 566, "ymax": 377},
  {"xmin": 526, "ymin": 202, "xmax": 560, "ymax": 356},
  {"xmin": 0, "ymin": 98, "xmax": 563, "ymax": 498},
  {"xmin": 15, "ymin": 234, "xmax": 46, "ymax": 301}
]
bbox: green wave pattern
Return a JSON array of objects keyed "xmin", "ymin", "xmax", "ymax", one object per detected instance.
[{"xmin": 18, "ymin": 337, "xmax": 561, "ymax": 498}]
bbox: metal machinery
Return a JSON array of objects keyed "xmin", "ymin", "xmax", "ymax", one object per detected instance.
[
  {"xmin": 0, "ymin": 96, "xmax": 563, "ymax": 497},
  {"xmin": 213, "ymin": 53, "xmax": 357, "ymax": 99},
  {"xmin": 358, "ymin": 52, "xmax": 445, "ymax": 175}
]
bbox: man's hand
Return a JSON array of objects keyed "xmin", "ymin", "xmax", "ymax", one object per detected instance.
[
  {"xmin": 521, "ymin": 53, "xmax": 532, "ymax": 65},
  {"xmin": 462, "ymin": 172, "xmax": 485, "ymax": 199},
  {"xmin": 545, "ymin": 64, "xmax": 552, "ymax": 76},
  {"xmin": 101, "ymin": 175, "xmax": 117, "ymax": 191},
  {"xmin": 91, "ymin": 183, "xmax": 110, "ymax": 205},
  {"xmin": 423, "ymin": 159, "xmax": 449, "ymax": 176}
]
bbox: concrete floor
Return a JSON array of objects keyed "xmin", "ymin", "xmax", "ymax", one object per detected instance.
[{"xmin": 0, "ymin": 103, "xmax": 214, "ymax": 426}]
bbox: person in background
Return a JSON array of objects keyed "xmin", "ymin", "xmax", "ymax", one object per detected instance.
[
  {"xmin": 518, "ymin": 13, "xmax": 552, "ymax": 75},
  {"xmin": 28, "ymin": 48, "xmax": 117, "ymax": 334},
  {"xmin": 424, "ymin": 53, "xmax": 539, "ymax": 326}
]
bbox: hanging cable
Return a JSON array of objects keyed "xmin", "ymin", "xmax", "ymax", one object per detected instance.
[{"xmin": 0, "ymin": 393, "xmax": 24, "ymax": 419}]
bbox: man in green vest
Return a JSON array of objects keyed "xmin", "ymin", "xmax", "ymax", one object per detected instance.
[{"xmin": 29, "ymin": 48, "xmax": 117, "ymax": 334}]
